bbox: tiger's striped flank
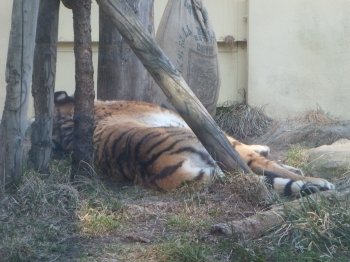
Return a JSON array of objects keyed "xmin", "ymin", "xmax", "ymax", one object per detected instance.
[{"xmin": 52, "ymin": 91, "xmax": 335, "ymax": 196}]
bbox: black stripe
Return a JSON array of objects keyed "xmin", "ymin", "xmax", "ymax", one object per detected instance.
[
  {"xmin": 101, "ymin": 129, "xmax": 121, "ymax": 171},
  {"xmin": 262, "ymin": 170, "xmax": 280, "ymax": 187},
  {"xmin": 109, "ymin": 128, "xmax": 139, "ymax": 180},
  {"xmin": 134, "ymin": 127, "xmax": 195, "ymax": 161},
  {"xmin": 115, "ymin": 160, "xmax": 129, "ymax": 181},
  {"xmin": 114, "ymin": 127, "xmax": 140, "ymax": 180},
  {"xmin": 160, "ymin": 127, "xmax": 198, "ymax": 140},
  {"xmin": 119, "ymin": 156, "xmax": 138, "ymax": 181},
  {"xmin": 95, "ymin": 125, "xmax": 114, "ymax": 143},
  {"xmin": 300, "ymin": 183, "xmax": 323, "ymax": 196},
  {"xmin": 162, "ymin": 127, "xmax": 193, "ymax": 135},
  {"xmin": 170, "ymin": 147, "xmax": 212, "ymax": 166},
  {"xmin": 125, "ymin": 128, "xmax": 140, "ymax": 159},
  {"xmin": 145, "ymin": 135, "xmax": 172, "ymax": 154},
  {"xmin": 113, "ymin": 127, "xmax": 144, "ymax": 176},
  {"xmin": 94, "ymin": 127, "xmax": 112, "ymax": 155},
  {"xmin": 111, "ymin": 127, "xmax": 138, "ymax": 158},
  {"xmin": 284, "ymin": 180, "xmax": 294, "ymax": 197},
  {"xmin": 152, "ymin": 128, "xmax": 196, "ymax": 142},
  {"xmin": 194, "ymin": 170, "xmax": 205, "ymax": 181},
  {"xmin": 139, "ymin": 168, "xmax": 147, "ymax": 185},
  {"xmin": 247, "ymin": 159, "xmax": 254, "ymax": 167},
  {"xmin": 150, "ymin": 160, "xmax": 184, "ymax": 182},
  {"xmin": 140, "ymin": 140, "xmax": 180, "ymax": 167},
  {"xmin": 134, "ymin": 130, "xmax": 162, "ymax": 160}
]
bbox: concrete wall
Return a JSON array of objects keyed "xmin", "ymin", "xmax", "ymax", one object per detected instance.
[
  {"xmin": 0, "ymin": 0, "xmax": 247, "ymax": 118},
  {"xmin": 2, "ymin": 1, "xmax": 349, "ymax": 120},
  {"xmin": 248, "ymin": 0, "xmax": 350, "ymax": 119}
]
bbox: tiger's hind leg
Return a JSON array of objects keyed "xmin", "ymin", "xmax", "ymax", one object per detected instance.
[
  {"xmin": 246, "ymin": 144, "xmax": 304, "ymax": 176},
  {"xmin": 242, "ymin": 143, "xmax": 305, "ymax": 176},
  {"xmin": 278, "ymin": 163, "xmax": 304, "ymax": 176},
  {"xmin": 225, "ymin": 134, "xmax": 334, "ymax": 196},
  {"xmin": 262, "ymin": 170, "xmax": 333, "ymax": 196},
  {"xmin": 230, "ymin": 140, "xmax": 304, "ymax": 176}
]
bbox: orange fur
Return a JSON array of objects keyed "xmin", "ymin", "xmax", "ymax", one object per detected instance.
[{"xmin": 53, "ymin": 91, "xmax": 334, "ymax": 195}]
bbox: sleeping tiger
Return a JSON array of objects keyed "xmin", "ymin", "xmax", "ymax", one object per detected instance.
[{"xmin": 52, "ymin": 91, "xmax": 335, "ymax": 196}]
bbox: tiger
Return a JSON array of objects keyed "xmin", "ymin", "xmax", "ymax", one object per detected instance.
[{"xmin": 52, "ymin": 91, "xmax": 335, "ymax": 196}]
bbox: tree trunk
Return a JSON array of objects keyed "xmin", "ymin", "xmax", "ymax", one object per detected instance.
[
  {"xmin": 70, "ymin": 0, "xmax": 95, "ymax": 178},
  {"xmin": 97, "ymin": 0, "xmax": 155, "ymax": 102},
  {"xmin": 29, "ymin": 0, "xmax": 60, "ymax": 174},
  {"xmin": 0, "ymin": 0, "xmax": 40, "ymax": 192},
  {"xmin": 95, "ymin": 0, "xmax": 251, "ymax": 174}
]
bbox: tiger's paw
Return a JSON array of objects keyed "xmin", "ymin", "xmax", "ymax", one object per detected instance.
[
  {"xmin": 294, "ymin": 179, "xmax": 335, "ymax": 196},
  {"xmin": 264, "ymin": 171, "xmax": 335, "ymax": 196}
]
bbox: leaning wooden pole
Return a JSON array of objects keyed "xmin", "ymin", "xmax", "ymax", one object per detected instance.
[
  {"xmin": 97, "ymin": 0, "xmax": 156, "ymax": 102},
  {"xmin": 96, "ymin": 0, "xmax": 251, "ymax": 174}
]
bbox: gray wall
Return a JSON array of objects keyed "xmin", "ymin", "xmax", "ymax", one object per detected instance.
[{"xmin": 248, "ymin": 0, "xmax": 350, "ymax": 119}]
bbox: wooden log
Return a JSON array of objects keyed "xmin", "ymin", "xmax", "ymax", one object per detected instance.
[
  {"xmin": 70, "ymin": 0, "xmax": 95, "ymax": 178},
  {"xmin": 95, "ymin": 0, "xmax": 251, "ymax": 174},
  {"xmin": 211, "ymin": 188, "xmax": 350, "ymax": 239},
  {"xmin": 0, "ymin": 0, "xmax": 40, "ymax": 191},
  {"xmin": 97, "ymin": 0, "xmax": 156, "ymax": 103},
  {"xmin": 29, "ymin": 0, "xmax": 60, "ymax": 174}
]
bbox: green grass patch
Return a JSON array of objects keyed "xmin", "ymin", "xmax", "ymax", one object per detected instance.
[
  {"xmin": 80, "ymin": 209, "xmax": 122, "ymax": 235},
  {"xmin": 284, "ymin": 144, "xmax": 314, "ymax": 175},
  {"xmin": 165, "ymin": 215, "xmax": 211, "ymax": 233}
]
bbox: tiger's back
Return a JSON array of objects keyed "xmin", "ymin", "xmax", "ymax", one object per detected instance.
[{"xmin": 53, "ymin": 92, "xmax": 215, "ymax": 190}]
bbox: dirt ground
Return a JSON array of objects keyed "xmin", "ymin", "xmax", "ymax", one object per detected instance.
[{"xmin": 69, "ymin": 174, "xmax": 273, "ymax": 261}]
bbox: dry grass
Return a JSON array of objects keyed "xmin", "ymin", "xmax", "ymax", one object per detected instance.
[
  {"xmin": 215, "ymin": 101, "xmax": 273, "ymax": 140},
  {"xmin": 0, "ymin": 159, "xmax": 79, "ymax": 261},
  {"xmin": 0, "ymin": 161, "xmax": 348, "ymax": 261},
  {"xmin": 253, "ymin": 191, "xmax": 350, "ymax": 261},
  {"xmin": 0, "ymin": 159, "xmax": 274, "ymax": 261},
  {"xmin": 215, "ymin": 102, "xmax": 346, "ymax": 151},
  {"xmin": 293, "ymin": 107, "xmax": 340, "ymax": 126}
]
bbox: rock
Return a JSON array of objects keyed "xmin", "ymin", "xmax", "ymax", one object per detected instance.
[
  {"xmin": 307, "ymin": 139, "xmax": 350, "ymax": 179},
  {"xmin": 256, "ymin": 119, "xmax": 350, "ymax": 150}
]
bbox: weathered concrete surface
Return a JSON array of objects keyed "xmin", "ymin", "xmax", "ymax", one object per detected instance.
[{"xmin": 307, "ymin": 139, "xmax": 350, "ymax": 179}]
